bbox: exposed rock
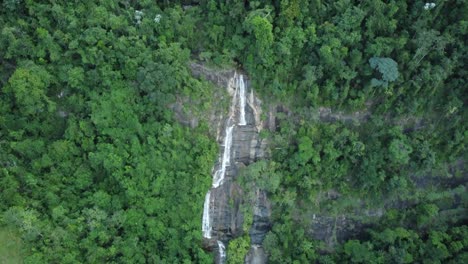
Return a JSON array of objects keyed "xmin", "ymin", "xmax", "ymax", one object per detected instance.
[
  {"xmin": 185, "ymin": 64, "xmax": 271, "ymax": 263},
  {"xmin": 205, "ymin": 80, "xmax": 269, "ymax": 245},
  {"xmin": 170, "ymin": 98, "xmax": 199, "ymax": 128},
  {"xmin": 411, "ymin": 159, "xmax": 467, "ymax": 189},
  {"xmin": 209, "ymin": 182, "xmax": 244, "ymax": 241},
  {"xmin": 190, "ymin": 62, "xmax": 235, "ymax": 89},
  {"xmin": 308, "ymin": 213, "xmax": 377, "ymax": 249},
  {"xmin": 249, "ymin": 189, "xmax": 271, "ymax": 245},
  {"xmin": 267, "ymin": 105, "xmax": 277, "ymax": 132},
  {"xmin": 245, "ymin": 245, "xmax": 267, "ymax": 264},
  {"xmin": 232, "ymin": 126, "xmax": 267, "ymax": 165},
  {"xmin": 57, "ymin": 110, "xmax": 68, "ymax": 118}
]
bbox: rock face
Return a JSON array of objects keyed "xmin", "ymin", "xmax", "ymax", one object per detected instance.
[
  {"xmin": 188, "ymin": 63, "xmax": 270, "ymax": 263},
  {"xmin": 190, "ymin": 63, "xmax": 234, "ymax": 89},
  {"xmin": 207, "ymin": 181, "xmax": 244, "ymax": 242},
  {"xmin": 245, "ymin": 245, "xmax": 268, "ymax": 264},
  {"xmin": 250, "ymin": 189, "xmax": 271, "ymax": 245},
  {"xmin": 308, "ymin": 213, "xmax": 378, "ymax": 249}
]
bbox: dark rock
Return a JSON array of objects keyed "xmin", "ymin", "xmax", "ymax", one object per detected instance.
[
  {"xmin": 308, "ymin": 214, "xmax": 371, "ymax": 249},
  {"xmin": 249, "ymin": 190, "xmax": 271, "ymax": 245},
  {"xmin": 209, "ymin": 183, "xmax": 244, "ymax": 240},
  {"xmin": 189, "ymin": 62, "xmax": 235, "ymax": 88},
  {"xmin": 181, "ymin": 63, "xmax": 272, "ymax": 263}
]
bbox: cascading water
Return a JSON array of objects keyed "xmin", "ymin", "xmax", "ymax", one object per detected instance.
[
  {"xmin": 238, "ymin": 75, "xmax": 247, "ymax": 126},
  {"xmin": 217, "ymin": 240, "xmax": 227, "ymax": 262},
  {"xmin": 202, "ymin": 72, "xmax": 253, "ymax": 263},
  {"xmin": 212, "ymin": 125, "xmax": 234, "ymax": 188},
  {"xmin": 202, "ymin": 191, "xmax": 212, "ymax": 239}
]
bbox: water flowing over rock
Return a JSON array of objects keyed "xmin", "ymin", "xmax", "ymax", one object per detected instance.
[
  {"xmin": 245, "ymin": 245, "xmax": 267, "ymax": 264},
  {"xmin": 213, "ymin": 125, "xmax": 234, "ymax": 188},
  {"xmin": 217, "ymin": 240, "xmax": 227, "ymax": 263},
  {"xmin": 192, "ymin": 67, "xmax": 269, "ymax": 264},
  {"xmin": 238, "ymin": 75, "xmax": 247, "ymax": 126},
  {"xmin": 202, "ymin": 191, "xmax": 212, "ymax": 239}
]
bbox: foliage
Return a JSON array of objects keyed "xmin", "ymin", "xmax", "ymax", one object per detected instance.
[
  {"xmin": 227, "ymin": 235, "xmax": 250, "ymax": 264},
  {"xmin": 1, "ymin": 0, "xmax": 466, "ymax": 263},
  {"xmin": 369, "ymin": 57, "xmax": 399, "ymax": 87},
  {"xmin": 0, "ymin": 1, "xmax": 217, "ymax": 262},
  {"xmin": 0, "ymin": 227, "xmax": 22, "ymax": 264}
]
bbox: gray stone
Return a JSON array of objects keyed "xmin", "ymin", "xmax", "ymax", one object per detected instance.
[
  {"xmin": 245, "ymin": 245, "xmax": 267, "ymax": 264},
  {"xmin": 249, "ymin": 190, "xmax": 271, "ymax": 245},
  {"xmin": 172, "ymin": 63, "xmax": 274, "ymax": 263}
]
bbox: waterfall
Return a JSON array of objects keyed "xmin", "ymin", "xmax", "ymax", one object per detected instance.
[
  {"xmin": 217, "ymin": 240, "xmax": 227, "ymax": 262},
  {"xmin": 202, "ymin": 71, "xmax": 254, "ymax": 264},
  {"xmin": 238, "ymin": 75, "xmax": 247, "ymax": 126},
  {"xmin": 212, "ymin": 125, "xmax": 234, "ymax": 188},
  {"xmin": 202, "ymin": 191, "xmax": 212, "ymax": 238}
]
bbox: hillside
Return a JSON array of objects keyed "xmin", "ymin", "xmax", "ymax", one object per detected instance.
[{"xmin": 0, "ymin": 1, "xmax": 466, "ymax": 263}]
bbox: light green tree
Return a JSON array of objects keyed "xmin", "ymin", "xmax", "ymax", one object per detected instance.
[{"xmin": 369, "ymin": 57, "xmax": 399, "ymax": 88}]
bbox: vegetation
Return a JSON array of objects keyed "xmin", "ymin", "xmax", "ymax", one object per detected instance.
[
  {"xmin": 1, "ymin": 0, "xmax": 466, "ymax": 263},
  {"xmin": 0, "ymin": 227, "xmax": 22, "ymax": 264},
  {"xmin": 0, "ymin": 1, "xmax": 217, "ymax": 263}
]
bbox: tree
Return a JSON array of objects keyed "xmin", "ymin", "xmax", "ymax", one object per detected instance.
[
  {"xmin": 388, "ymin": 139, "xmax": 413, "ymax": 165},
  {"xmin": 369, "ymin": 57, "xmax": 399, "ymax": 88},
  {"xmin": 411, "ymin": 30, "xmax": 449, "ymax": 68},
  {"xmin": 5, "ymin": 63, "xmax": 55, "ymax": 116},
  {"xmin": 228, "ymin": 235, "xmax": 250, "ymax": 264},
  {"xmin": 3, "ymin": 207, "xmax": 43, "ymax": 241},
  {"xmin": 244, "ymin": 11, "xmax": 274, "ymax": 62},
  {"xmin": 343, "ymin": 240, "xmax": 378, "ymax": 263}
]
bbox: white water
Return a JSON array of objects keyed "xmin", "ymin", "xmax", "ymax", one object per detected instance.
[
  {"xmin": 202, "ymin": 76, "xmax": 237, "ymax": 240},
  {"xmin": 238, "ymin": 75, "xmax": 247, "ymax": 126},
  {"xmin": 212, "ymin": 125, "xmax": 234, "ymax": 188},
  {"xmin": 202, "ymin": 191, "xmax": 212, "ymax": 238},
  {"xmin": 202, "ymin": 72, "xmax": 252, "ymax": 263},
  {"xmin": 217, "ymin": 240, "xmax": 226, "ymax": 262}
]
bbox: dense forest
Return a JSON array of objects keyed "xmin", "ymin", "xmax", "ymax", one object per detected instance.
[{"xmin": 0, "ymin": 0, "xmax": 466, "ymax": 263}]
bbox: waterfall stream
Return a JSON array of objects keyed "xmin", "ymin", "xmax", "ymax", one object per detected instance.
[
  {"xmin": 202, "ymin": 191, "xmax": 212, "ymax": 239},
  {"xmin": 202, "ymin": 73, "xmax": 249, "ymax": 263},
  {"xmin": 238, "ymin": 75, "xmax": 247, "ymax": 126},
  {"xmin": 217, "ymin": 240, "xmax": 227, "ymax": 262},
  {"xmin": 212, "ymin": 125, "xmax": 234, "ymax": 188}
]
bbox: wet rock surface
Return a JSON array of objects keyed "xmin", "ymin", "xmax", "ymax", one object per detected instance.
[
  {"xmin": 186, "ymin": 64, "xmax": 271, "ymax": 263},
  {"xmin": 245, "ymin": 245, "xmax": 268, "ymax": 264},
  {"xmin": 208, "ymin": 82, "xmax": 268, "ymax": 243},
  {"xmin": 308, "ymin": 214, "xmax": 373, "ymax": 249},
  {"xmin": 208, "ymin": 182, "xmax": 244, "ymax": 241},
  {"xmin": 250, "ymin": 190, "xmax": 271, "ymax": 245}
]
